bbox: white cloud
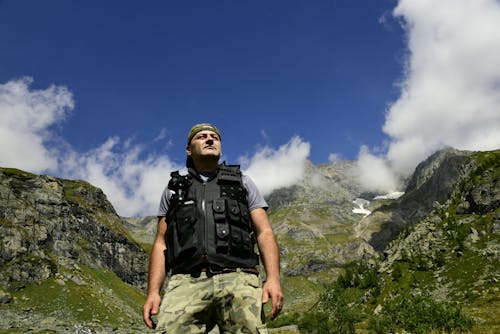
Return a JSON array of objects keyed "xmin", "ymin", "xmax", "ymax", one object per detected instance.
[
  {"xmin": 0, "ymin": 77, "xmax": 73, "ymax": 173},
  {"xmin": 357, "ymin": 146, "xmax": 398, "ymax": 193},
  {"xmin": 61, "ymin": 138, "xmax": 180, "ymax": 217},
  {"xmin": 0, "ymin": 77, "xmax": 309, "ymax": 216},
  {"xmin": 358, "ymin": 0, "xmax": 500, "ymax": 192},
  {"xmin": 0, "ymin": 77, "xmax": 180, "ymax": 217},
  {"xmin": 240, "ymin": 136, "xmax": 311, "ymax": 196}
]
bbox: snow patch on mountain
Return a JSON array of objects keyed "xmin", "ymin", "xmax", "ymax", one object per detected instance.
[
  {"xmin": 352, "ymin": 198, "xmax": 371, "ymax": 217},
  {"xmin": 374, "ymin": 191, "xmax": 404, "ymax": 200}
]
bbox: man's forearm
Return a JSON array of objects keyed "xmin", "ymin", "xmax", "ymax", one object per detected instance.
[
  {"xmin": 143, "ymin": 218, "xmax": 168, "ymax": 329},
  {"xmin": 257, "ymin": 229, "xmax": 281, "ymax": 280},
  {"xmin": 256, "ymin": 225, "xmax": 284, "ymax": 320},
  {"xmin": 250, "ymin": 208, "xmax": 281, "ymax": 280},
  {"xmin": 147, "ymin": 244, "xmax": 167, "ymax": 295}
]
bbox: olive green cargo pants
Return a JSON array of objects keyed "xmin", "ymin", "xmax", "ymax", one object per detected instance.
[{"xmin": 156, "ymin": 269, "xmax": 268, "ymax": 334}]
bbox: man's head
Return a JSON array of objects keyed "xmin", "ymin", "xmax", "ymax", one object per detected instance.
[
  {"xmin": 186, "ymin": 123, "xmax": 221, "ymax": 170},
  {"xmin": 187, "ymin": 123, "xmax": 221, "ymax": 145}
]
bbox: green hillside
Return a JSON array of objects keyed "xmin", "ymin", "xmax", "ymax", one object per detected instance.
[
  {"xmin": 1, "ymin": 149, "xmax": 498, "ymax": 333},
  {"xmin": 0, "ymin": 264, "xmax": 145, "ymax": 333},
  {"xmin": 268, "ymin": 150, "xmax": 499, "ymax": 333},
  {"xmin": 0, "ymin": 167, "xmax": 148, "ymax": 333}
]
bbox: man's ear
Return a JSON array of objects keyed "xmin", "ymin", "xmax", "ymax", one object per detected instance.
[{"xmin": 186, "ymin": 144, "xmax": 192, "ymax": 156}]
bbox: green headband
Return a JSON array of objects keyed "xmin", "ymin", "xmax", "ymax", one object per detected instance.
[{"xmin": 187, "ymin": 123, "xmax": 221, "ymax": 144}]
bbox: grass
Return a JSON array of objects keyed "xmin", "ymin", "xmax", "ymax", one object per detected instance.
[
  {"xmin": 0, "ymin": 263, "xmax": 145, "ymax": 332},
  {"xmin": 465, "ymin": 294, "xmax": 500, "ymax": 334},
  {"xmin": 0, "ymin": 167, "xmax": 37, "ymax": 180}
]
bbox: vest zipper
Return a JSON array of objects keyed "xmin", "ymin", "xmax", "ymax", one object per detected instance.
[{"xmin": 201, "ymin": 182, "xmax": 208, "ymax": 260}]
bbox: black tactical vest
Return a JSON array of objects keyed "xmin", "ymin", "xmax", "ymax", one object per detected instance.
[{"xmin": 165, "ymin": 164, "xmax": 259, "ymax": 273}]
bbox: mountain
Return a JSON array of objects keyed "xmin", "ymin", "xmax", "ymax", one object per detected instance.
[
  {"xmin": 0, "ymin": 168, "xmax": 148, "ymax": 333},
  {"xmin": 268, "ymin": 148, "xmax": 499, "ymax": 333},
  {"xmin": 359, "ymin": 147, "xmax": 473, "ymax": 251},
  {"xmin": 261, "ymin": 160, "xmax": 378, "ymax": 308},
  {"xmin": 1, "ymin": 147, "xmax": 498, "ymax": 333},
  {"xmin": 372, "ymin": 148, "xmax": 500, "ymax": 333}
]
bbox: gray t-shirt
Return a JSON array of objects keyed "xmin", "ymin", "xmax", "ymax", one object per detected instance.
[{"xmin": 157, "ymin": 173, "xmax": 268, "ymax": 217}]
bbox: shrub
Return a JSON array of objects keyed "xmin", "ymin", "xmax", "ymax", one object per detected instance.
[
  {"xmin": 367, "ymin": 292, "xmax": 474, "ymax": 334},
  {"xmin": 337, "ymin": 261, "xmax": 379, "ymax": 290},
  {"xmin": 298, "ymin": 311, "xmax": 335, "ymax": 334},
  {"xmin": 315, "ymin": 284, "xmax": 363, "ymax": 334}
]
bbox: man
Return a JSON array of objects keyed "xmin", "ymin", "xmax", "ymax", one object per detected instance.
[{"xmin": 143, "ymin": 123, "xmax": 283, "ymax": 333}]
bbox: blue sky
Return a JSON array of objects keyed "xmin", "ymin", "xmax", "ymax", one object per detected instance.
[
  {"xmin": 0, "ymin": 0, "xmax": 404, "ymax": 163},
  {"xmin": 1, "ymin": 0, "xmax": 499, "ymax": 216}
]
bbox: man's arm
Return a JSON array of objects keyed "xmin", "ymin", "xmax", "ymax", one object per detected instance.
[
  {"xmin": 142, "ymin": 217, "xmax": 168, "ymax": 329},
  {"xmin": 251, "ymin": 208, "xmax": 284, "ymax": 320}
]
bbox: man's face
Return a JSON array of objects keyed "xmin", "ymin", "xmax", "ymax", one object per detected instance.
[{"xmin": 186, "ymin": 129, "xmax": 221, "ymax": 161}]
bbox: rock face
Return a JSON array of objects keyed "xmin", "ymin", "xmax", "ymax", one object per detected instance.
[
  {"xmin": 262, "ymin": 149, "xmax": 499, "ymax": 312},
  {"xmin": 302, "ymin": 149, "xmax": 499, "ymax": 333},
  {"xmin": 401, "ymin": 147, "xmax": 471, "ymax": 219},
  {"xmin": 1, "ymin": 148, "xmax": 498, "ymax": 332},
  {"xmin": 379, "ymin": 149, "xmax": 500, "ymax": 268},
  {"xmin": 0, "ymin": 168, "xmax": 147, "ymax": 290},
  {"xmin": 264, "ymin": 160, "xmax": 377, "ymax": 289},
  {"xmin": 267, "ymin": 160, "xmax": 363, "ymax": 217},
  {"xmin": 122, "ymin": 215, "xmax": 158, "ymax": 245},
  {"xmin": 366, "ymin": 148, "xmax": 475, "ymax": 251},
  {"xmin": 378, "ymin": 150, "xmax": 500, "ymax": 327}
]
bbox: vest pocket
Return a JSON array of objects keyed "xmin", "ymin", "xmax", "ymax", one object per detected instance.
[
  {"xmin": 213, "ymin": 199, "xmax": 229, "ymax": 252},
  {"xmin": 230, "ymin": 225, "xmax": 253, "ymax": 257},
  {"xmin": 171, "ymin": 200, "xmax": 198, "ymax": 264},
  {"xmin": 227, "ymin": 199, "xmax": 240, "ymax": 222},
  {"xmin": 215, "ymin": 223, "xmax": 229, "ymax": 252},
  {"xmin": 212, "ymin": 198, "xmax": 254, "ymax": 258},
  {"xmin": 213, "ymin": 199, "xmax": 226, "ymax": 221},
  {"xmin": 166, "ymin": 201, "xmax": 198, "ymax": 269}
]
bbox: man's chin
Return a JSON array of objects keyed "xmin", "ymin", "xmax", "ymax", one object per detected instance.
[{"xmin": 202, "ymin": 152, "xmax": 220, "ymax": 159}]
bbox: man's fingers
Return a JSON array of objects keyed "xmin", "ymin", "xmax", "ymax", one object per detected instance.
[
  {"xmin": 262, "ymin": 281, "xmax": 284, "ymax": 319},
  {"xmin": 143, "ymin": 308, "xmax": 153, "ymax": 328},
  {"xmin": 269, "ymin": 293, "xmax": 284, "ymax": 319},
  {"xmin": 261, "ymin": 291, "xmax": 269, "ymax": 304},
  {"xmin": 143, "ymin": 300, "xmax": 159, "ymax": 329},
  {"xmin": 272, "ymin": 299, "xmax": 283, "ymax": 319}
]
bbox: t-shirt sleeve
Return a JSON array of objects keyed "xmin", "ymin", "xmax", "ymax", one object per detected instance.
[
  {"xmin": 242, "ymin": 174, "xmax": 268, "ymax": 212},
  {"xmin": 157, "ymin": 186, "xmax": 172, "ymax": 217}
]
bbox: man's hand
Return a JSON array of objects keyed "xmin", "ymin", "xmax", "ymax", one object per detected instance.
[
  {"xmin": 261, "ymin": 278, "xmax": 284, "ymax": 320},
  {"xmin": 143, "ymin": 293, "xmax": 161, "ymax": 329},
  {"xmin": 251, "ymin": 208, "xmax": 284, "ymax": 320},
  {"xmin": 143, "ymin": 218, "xmax": 168, "ymax": 329}
]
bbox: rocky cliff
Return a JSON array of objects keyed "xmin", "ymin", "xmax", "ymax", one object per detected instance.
[
  {"xmin": 360, "ymin": 148, "xmax": 474, "ymax": 251},
  {"xmin": 261, "ymin": 160, "xmax": 379, "ymax": 309},
  {"xmin": 268, "ymin": 149, "xmax": 499, "ymax": 333},
  {"xmin": 1, "ymin": 147, "xmax": 498, "ymax": 333},
  {"xmin": 368, "ymin": 149, "xmax": 500, "ymax": 332},
  {"xmin": 0, "ymin": 168, "xmax": 148, "ymax": 332},
  {"xmin": 381, "ymin": 148, "xmax": 499, "ymax": 274}
]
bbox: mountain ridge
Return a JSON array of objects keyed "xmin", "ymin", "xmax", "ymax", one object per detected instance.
[
  {"xmin": 268, "ymin": 148, "xmax": 499, "ymax": 333},
  {"xmin": 0, "ymin": 168, "xmax": 147, "ymax": 332},
  {"xmin": 0, "ymin": 147, "xmax": 498, "ymax": 333}
]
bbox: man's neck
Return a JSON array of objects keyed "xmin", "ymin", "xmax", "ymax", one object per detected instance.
[{"xmin": 193, "ymin": 161, "xmax": 218, "ymax": 174}]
